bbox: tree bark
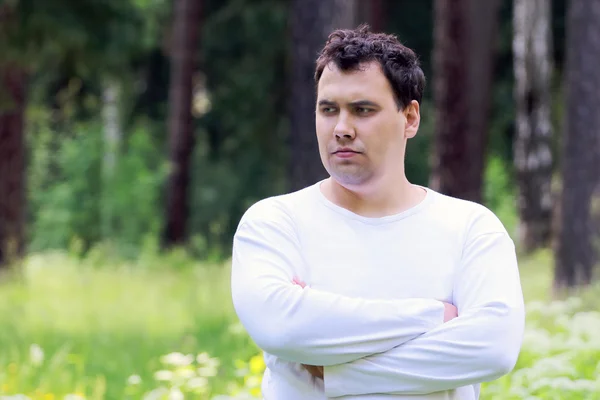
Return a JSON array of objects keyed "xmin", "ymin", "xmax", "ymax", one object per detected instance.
[
  {"xmin": 101, "ymin": 79, "xmax": 121, "ymax": 240},
  {"xmin": 0, "ymin": 64, "xmax": 27, "ymax": 268},
  {"xmin": 554, "ymin": 0, "xmax": 600, "ymax": 289},
  {"xmin": 162, "ymin": 0, "xmax": 201, "ymax": 247},
  {"xmin": 356, "ymin": 0, "xmax": 385, "ymax": 32},
  {"xmin": 429, "ymin": 0, "xmax": 501, "ymax": 203},
  {"xmin": 513, "ymin": 0, "xmax": 554, "ymax": 253},
  {"xmin": 288, "ymin": 0, "xmax": 357, "ymax": 192}
]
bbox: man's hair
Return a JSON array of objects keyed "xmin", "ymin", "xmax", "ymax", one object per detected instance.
[{"xmin": 314, "ymin": 24, "xmax": 425, "ymax": 110}]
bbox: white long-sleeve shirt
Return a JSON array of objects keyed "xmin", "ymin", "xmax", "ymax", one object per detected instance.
[{"xmin": 231, "ymin": 181, "xmax": 525, "ymax": 399}]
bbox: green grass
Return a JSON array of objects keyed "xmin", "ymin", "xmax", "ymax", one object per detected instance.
[
  {"xmin": 1, "ymin": 246, "xmax": 599, "ymax": 399},
  {"xmin": 518, "ymin": 248, "xmax": 555, "ymax": 302},
  {"xmin": 0, "ymin": 250, "xmax": 258, "ymax": 399}
]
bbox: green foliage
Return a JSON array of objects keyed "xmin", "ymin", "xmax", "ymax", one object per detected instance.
[
  {"xmin": 15, "ymin": 0, "xmax": 562, "ymax": 260},
  {"xmin": 188, "ymin": 0, "xmax": 289, "ymax": 255},
  {"xmin": 27, "ymin": 111, "xmax": 168, "ymax": 257},
  {"xmin": 2, "ymin": 0, "xmax": 167, "ymax": 75},
  {"xmin": 27, "ymin": 115, "xmax": 104, "ymax": 251},
  {"xmin": 484, "ymin": 155, "xmax": 518, "ymax": 238}
]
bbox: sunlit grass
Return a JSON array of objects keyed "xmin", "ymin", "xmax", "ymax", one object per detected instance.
[
  {"xmin": 0, "ymin": 250, "xmax": 257, "ymax": 399},
  {"xmin": 518, "ymin": 248, "xmax": 555, "ymax": 302}
]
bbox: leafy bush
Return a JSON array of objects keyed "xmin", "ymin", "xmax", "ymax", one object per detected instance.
[{"xmin": 27, "ymin": 116, "xmax": 168, "ymax": 258}]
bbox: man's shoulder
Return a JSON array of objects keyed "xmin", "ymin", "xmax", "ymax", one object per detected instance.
[
  {"xmin": 238, "ymin": 184, "xmax": 319, "ymax": 228},
  {"xmin": 428, "ymin": 189, "xmax": 509, "ymax": 237}
]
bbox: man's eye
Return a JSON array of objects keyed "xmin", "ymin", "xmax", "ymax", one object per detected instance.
[
  {"xmin": 321, "ymin": 107, "xmax": 336, "ymax": 113},
  {"xmin": 356, "ymin": 107, "xmax": 372, "ymax": 114}
]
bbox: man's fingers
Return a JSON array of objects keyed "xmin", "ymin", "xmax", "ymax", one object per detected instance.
[
  {"xmin": 292, "ymin": 276, "xmax": 307, "ymax": 288},
  {"xmin": 443, "ymin": 302, "xmax": 458, "ymax": 322}
]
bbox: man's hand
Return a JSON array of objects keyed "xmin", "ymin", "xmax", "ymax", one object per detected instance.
[
  {"xmin": 292, "ymin": 276, "xmax": 307, "ymax": 288},
  {"xmin": 443, "ymin": 302, "xmax": 458, "ymax": 322}
]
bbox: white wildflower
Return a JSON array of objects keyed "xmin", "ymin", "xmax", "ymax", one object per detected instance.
[
  {"xmin": 565, "ymin": 296, "xmax": 583, "ymax": 312},
  {"xmin": 245, "ymin": 375, "xmax": 261, "ymax": 387},
  {"xmin": 175, "ymin": 367, "xmax": 195, "ymax": 379},
  {"xmin": 197, "ymin": 366, "xmax": 218, "ymax": 377},
  {"xmin": 154, "ymin": 370, "xmax": 174, "ymax": 381},
  {"xmin": 161, "ymin": 352, "xmax": 194, "ymax": 367},
  {"xmin": 196, "ymin": 352, "xmax": 211, "ymax": 364},
  {"xmin": 0, "ymin": 395, "xmax": 32, "ymax": 400},
  {"xmin": 168, "ymin": 388, "xmax": 184, "ymax": 400},
  {"xmin": 187, "ymin": 377, "xmax": 209, "ymax": 390},
  {"xmin": 29, "ymin": 344, "xmax": 44, "ymax": 366},
  {"xmin": 571, "ymin": 379, "xmax": 600, "ymax": 392},
  {"xmin": 521, "ymin": 327, "xmax": 554, "ymax": 354},
  {"xmin": 64, "ymin": 395, "xmax": 86, "ymax": 400},
  {"xmin": 142, "ymin": 387, "xmax": 169, "ymax": 400},
  {"xmin": 197, "ymin": 352, "xmax": 220, "ymax": 369},
  {"xmin": 127, "ymin": 374, "xmax": 142, "ymax": 385}
]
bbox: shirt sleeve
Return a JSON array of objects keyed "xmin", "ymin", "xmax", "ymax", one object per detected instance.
[
  {"xmin": 231, "ymin": 200, "xmax": 446, "ymax": 366},
  {"xmin": 323, "ymin": 229, "xmax": 525, "ymax": 396}
]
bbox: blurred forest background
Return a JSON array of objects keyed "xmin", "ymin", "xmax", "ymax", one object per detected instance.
[{"xmin": 1, "ymin": 0, "xmax": 600, "ymax": 399}]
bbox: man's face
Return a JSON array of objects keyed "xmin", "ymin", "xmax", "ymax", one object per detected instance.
[{"xmin": 315, "ymin": 61, "xmax": 419, "ymax": 187}]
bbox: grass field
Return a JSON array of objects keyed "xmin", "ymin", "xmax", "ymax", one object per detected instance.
[
  {"xmin": 0, "ymin": 247, "xmax": 598, "ymax": 399},
  {"xmin": 0, "ymin": 249, "xmax": 259, "ymax": 400}
]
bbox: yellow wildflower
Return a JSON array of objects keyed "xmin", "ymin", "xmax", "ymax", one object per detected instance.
[{"xmin": 249, "ymin": 355, "xmax": 265, "ymax": 375}]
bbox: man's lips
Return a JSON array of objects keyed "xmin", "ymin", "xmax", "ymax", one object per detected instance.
[
  {"xmin": 333, "ymin": 148, "xmax": 360, "ymax": 154},
  {"xmin": 333, "ymin": 149, "xmax": 360, "ymax": 158}
]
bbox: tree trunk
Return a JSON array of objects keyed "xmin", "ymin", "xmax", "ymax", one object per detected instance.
[
  {"xmin": 162, "ymin": 0, "xmax": 201, "ymax": 247},
  {"xmin": 513, "ymin": 0, "xmax": 554, "ymax": 253},
  {"xmin": 554, "ymin": 0, "xmax": 600, "ymax": 289},
  {"xmin": 101, "ymin": 79, "xmax": 121, "ymax": 240},
  {"xmin": 288, "ymin": 0, "xmax": 357, "ymax": 192},
  {"xmin": 356, "ymin": 0, "xmax": 385, "ymax": 32},
  {"xmin": 0, "ymin": 64, "xmax": 27, "ymax": 268},
  {"xmin": 429, "ymin": 0, "xmax": 501, "ymax": 203}
]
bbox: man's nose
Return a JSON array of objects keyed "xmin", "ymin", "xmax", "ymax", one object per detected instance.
[{"xmin": 333, "ymin": 116, "xmax": 355, "ymax": 139}]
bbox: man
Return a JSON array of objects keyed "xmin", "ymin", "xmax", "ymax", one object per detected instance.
[{"xmin": 231, "ymin": 25, "xmax": 524, "ymax": 399}]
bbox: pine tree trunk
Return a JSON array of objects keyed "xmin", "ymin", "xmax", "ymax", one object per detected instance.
[
  {"xmin": 429, "ymin": 0, "xmax": 501, "ymax": 203},
  {"xmin": 162, "ymin": 0, "xmax": 201, "ymax": 247},
  {"xmin": 554, "ymin": 0, "xmax": 600, "ymax": 289},
  {"xmin": 0, "ymin": 64, "xmax": 27, "ymax": 268},
  {"xmin": 513, "ymin": 0, "xmax": 554, "ymax": 253},
  {"xmin": 288, "ymin": 0, "xmax": 357, "ymax": 192}
]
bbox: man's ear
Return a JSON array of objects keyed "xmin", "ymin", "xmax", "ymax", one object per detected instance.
[{"xmin": 404, "ymin": 100, "xmax": 420, "ymax": 139}]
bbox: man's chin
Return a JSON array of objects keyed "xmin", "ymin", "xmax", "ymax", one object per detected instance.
[{"xmin": 330, "ymin": 170, "xmax": 372, "ymax": 188}]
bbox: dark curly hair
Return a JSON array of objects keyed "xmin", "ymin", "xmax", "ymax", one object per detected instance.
[{"xmin": 314, "ymin": 24, "xmax": 425, "ymax": 110}]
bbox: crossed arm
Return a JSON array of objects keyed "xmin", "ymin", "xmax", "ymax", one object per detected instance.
[{"xmin": 231, "ymin": 203, "xmax": 525, "ymax": 397}]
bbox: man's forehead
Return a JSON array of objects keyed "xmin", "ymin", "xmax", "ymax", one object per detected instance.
[{"xmin": 317, "ymin": 63, "xmax": 389, "ymax": 102}]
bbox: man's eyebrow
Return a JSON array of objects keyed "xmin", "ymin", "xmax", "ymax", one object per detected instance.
[
  {"xmin": 317, "ymin": 99, "xmax": 379, "ymax": 107},
  {"xmin": 348, "ymin": 100, "xmax": 379, "ymax": 107},
  {"xmin": 317, "ymin": 99, "xmax": 336, "ymax": 106}
]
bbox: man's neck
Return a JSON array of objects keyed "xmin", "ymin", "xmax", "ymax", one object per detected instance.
[{"xmin": 321, "ymin": 175, "xmax": 426, "ymax": 218}]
